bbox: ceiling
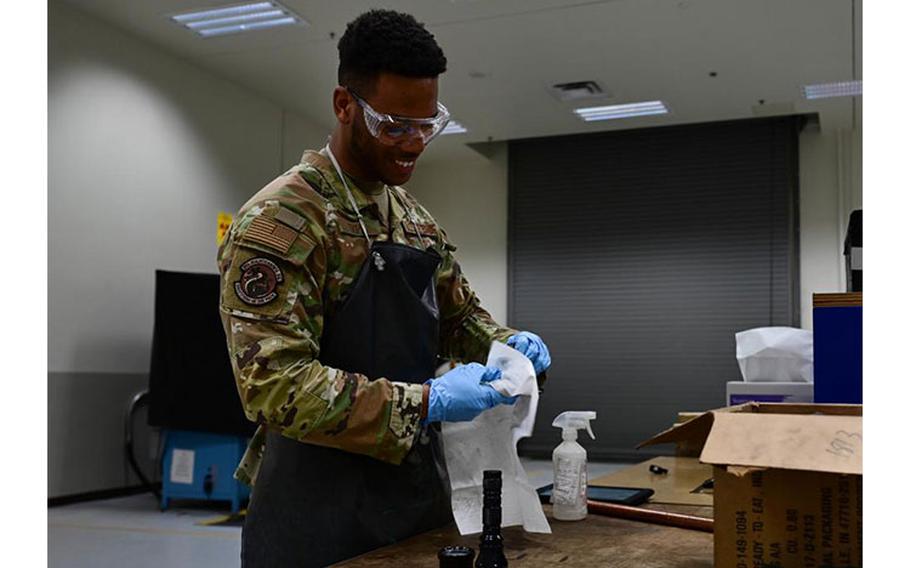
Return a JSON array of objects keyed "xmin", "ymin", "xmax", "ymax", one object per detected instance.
[{"xmin": 56, "ymin": 0, "xmax": 862, "ymax": 155}]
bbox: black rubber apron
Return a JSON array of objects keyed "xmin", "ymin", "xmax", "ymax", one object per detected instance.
[{"xmin": 242, "ymin": 150, "xmax": 452, "ymax": 568}]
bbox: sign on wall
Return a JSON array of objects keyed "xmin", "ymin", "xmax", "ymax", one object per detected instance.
[{"xmin": 217, "ymin": 211, "xmax": 233, "ymax": 245}]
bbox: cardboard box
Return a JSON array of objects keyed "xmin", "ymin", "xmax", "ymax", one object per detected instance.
[{"xmin": 639, "ymin": 403, "xmax": 862, "ymax": 567}]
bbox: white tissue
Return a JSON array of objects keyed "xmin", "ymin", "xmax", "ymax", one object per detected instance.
[
  {"xmin": 735, "ymin": 326, "xmax": 814, "ymax": 382},
  {"xmin": 441, "ymin": 342, "xmax": 552, "ymax": 535}
]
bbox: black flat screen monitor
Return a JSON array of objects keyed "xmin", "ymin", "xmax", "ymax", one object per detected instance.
[{"xmin": 148, "ymin": 269, "xmax": 255, "ymax": 436}]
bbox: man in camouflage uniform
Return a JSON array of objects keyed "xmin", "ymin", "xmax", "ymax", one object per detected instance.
[{"xmin": 218, "ymin": 9, "xmax": 551, "ymax": 568}]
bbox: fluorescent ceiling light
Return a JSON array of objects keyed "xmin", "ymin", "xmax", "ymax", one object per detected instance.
[
  {"xmin": 198, "ymin": 17, "xmax": 298, "ymax": 37},
  {"xmin": 171, "ymin": 2, "xmax": 303, "ymax": 37},
  {"xmin": 173, "ymin": 2, "xmax": 273, "ymax": 22},
  {"xmin": 185, "ymin": 10, "xmax": 285, "ymax": 29},
  {"xmin": 801, "ymin": 80, "xmax": 862, "ymax": 100},
  {"xmin": 574, "ymin": 101, "xmax": 669, "ymax": 122},
  {"xmin": 441, "ymin": 121, "xmax": 467, "ymax": 135}
]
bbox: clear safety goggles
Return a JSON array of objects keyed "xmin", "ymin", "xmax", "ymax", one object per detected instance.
[{"xmin": 348, "ymin": 89, "xmax": 451, "ymax": 146}]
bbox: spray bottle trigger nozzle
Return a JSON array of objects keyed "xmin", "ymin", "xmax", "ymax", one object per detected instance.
[{"xmin": 552, "ymin": 411, "xmax": 597, "ymax": 439}]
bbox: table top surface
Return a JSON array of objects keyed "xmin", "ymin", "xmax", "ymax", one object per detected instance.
[{"xmin": 335, "ymin": 504, "xmax": 714, "ymax": 568}]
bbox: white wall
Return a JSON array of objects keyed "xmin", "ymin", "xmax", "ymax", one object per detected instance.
[
  {"xmin": 283, "ymin": 109, "xmax": 334, "ymax": 170},
  {"xmin": 50, "ymin": 5, "xmax": 278, "ymax": 373},
  {"xmin": 799, "ymin": 127, "xmax": 863, "ymax": 328},
  {"xmin": 48, "ymin": 1, "xmax": 326, "ymax": 496},
  {"xmin": 406, "ymin": 143, "xmax": 510, "ymax": 324}
]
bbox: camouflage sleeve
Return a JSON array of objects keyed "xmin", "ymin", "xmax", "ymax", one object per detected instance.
[
  {"xmin": 219, "ymin": 203, "xmax": 424, "ymax": 469},
  {"xmin": 434, "ymin": 233, "xmax": 517, "ymax": 364}
]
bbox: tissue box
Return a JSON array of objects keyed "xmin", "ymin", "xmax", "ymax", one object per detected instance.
[{"xmin": 726, "ymin": 381, "xmax": 814, "ymax": 406}]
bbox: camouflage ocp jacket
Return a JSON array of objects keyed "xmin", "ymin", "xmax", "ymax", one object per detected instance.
[{"xmin": 217, "ymin": 149, "xmax": 515, "ymax": 485}]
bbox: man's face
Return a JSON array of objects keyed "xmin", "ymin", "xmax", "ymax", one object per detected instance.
[{"xmin": 347, "ymin": 73, "xmax": 438, "ymax": 186}]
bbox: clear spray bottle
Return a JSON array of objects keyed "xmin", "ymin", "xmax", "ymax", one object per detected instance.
[{"xmin": 551, "ymin": 411, "xmax": 597, "ymax": 521}]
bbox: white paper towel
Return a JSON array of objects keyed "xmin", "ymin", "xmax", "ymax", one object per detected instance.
[{"xmin": 441, "ymin": 342, "xmax": 552, "ymax": 535}]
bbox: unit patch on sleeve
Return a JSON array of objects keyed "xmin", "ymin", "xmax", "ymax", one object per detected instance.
[{"xmin": 234, "ymin": 257, "xmax": 284, "ymax": 306}]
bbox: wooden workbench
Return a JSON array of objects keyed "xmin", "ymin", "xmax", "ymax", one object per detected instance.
[{"xmin": 335, "ymin": 504, "xmax": 714, "ymax": 567}]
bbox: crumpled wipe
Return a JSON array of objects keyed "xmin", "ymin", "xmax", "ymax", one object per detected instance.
[{"xmin": 441, "ymin": 341, "xmax": 551, "ymax": 535}]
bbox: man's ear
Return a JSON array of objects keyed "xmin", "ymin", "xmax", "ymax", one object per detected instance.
[{"xmin": 333, "ymin": 87, "xmax": 356, "ymax": 125}]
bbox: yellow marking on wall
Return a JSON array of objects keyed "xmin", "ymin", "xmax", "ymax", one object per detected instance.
[{"xmin": 217, "ymin": 211, "xmax": 234, "ymax": 244}]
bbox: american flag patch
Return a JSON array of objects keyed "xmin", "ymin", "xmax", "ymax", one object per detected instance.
[{"xmin": 244, "ymin": 216, "xmax": 297, "ymax": 254}]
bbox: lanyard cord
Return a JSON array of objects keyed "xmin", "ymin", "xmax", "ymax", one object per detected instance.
[
  {"xmin": 324, "ymin": 140, "xmax": 431, "ymax": 250},
  {"xmin": 324, "ymin": 142, "xmax": 372, "ymax": 247},
  {"xmin": 389, "ymin": 186, "xmax": 432, "ymax": 250}
]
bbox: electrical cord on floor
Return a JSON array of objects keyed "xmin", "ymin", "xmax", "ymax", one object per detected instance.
[{"xmin": 124, "ymin": 389, "xmax": 161, "ymax": 501}]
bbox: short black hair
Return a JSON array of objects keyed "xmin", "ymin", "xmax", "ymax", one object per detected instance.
[{"xmin": 338, "ymin": 9, "xmax": 447, "ymax": 94}]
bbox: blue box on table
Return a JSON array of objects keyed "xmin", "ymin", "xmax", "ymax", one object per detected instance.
[{"xmin": 813, "ymin": 293, "xmax": 862, "ymax": 404}]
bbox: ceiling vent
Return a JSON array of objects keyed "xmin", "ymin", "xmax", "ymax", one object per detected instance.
[{"xmin": 549, "ymin": 81, "xmax": 609, "ymax": 102}]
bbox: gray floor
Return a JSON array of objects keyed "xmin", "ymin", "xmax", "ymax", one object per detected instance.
[{"xmin": 48, "ymin": 459, "xmax": 631, "ymax": 568}]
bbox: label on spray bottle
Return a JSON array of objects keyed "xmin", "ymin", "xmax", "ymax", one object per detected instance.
[{"xmin": 552, "ymin": 456, "xmax": 586, "ymax": 506}]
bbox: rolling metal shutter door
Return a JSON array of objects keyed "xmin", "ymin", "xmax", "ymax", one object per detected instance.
[{"xmin": 508, "ymin": 117, "xmax": 800, "ymax": 460}]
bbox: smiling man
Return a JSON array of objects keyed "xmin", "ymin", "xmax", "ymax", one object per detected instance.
[{"xmin": 217, "ymin": 9, "xmax": 551, "ymax": 568}]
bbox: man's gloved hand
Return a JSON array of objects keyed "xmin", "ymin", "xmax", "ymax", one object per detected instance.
[
  {"xmin": 426, "ymin": 363, "xmax": 517, "ymax": 423},
  {"xmin": 507, "ymin": 331, "xmax": 551, "ymax": 375}
]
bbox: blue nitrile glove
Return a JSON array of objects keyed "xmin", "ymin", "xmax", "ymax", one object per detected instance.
[
  {"xmin": 507, "ymin": 331, "xmax": 551, "ymax": 375},
  {"xmin": 426, "ymin": 363, "xmax": 517, "ymax": 423}
]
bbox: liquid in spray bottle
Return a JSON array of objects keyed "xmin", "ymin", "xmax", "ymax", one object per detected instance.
[{"xmin": 551, "ymin": 411, "xmax": 597, "ymax": 521}]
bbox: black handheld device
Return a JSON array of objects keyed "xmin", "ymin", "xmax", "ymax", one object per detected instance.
[{"xmin": 537, "ymin": 484, "xmax": 654, "ymax": 506}]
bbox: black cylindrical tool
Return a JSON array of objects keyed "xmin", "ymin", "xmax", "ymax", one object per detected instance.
[
  {"xmin": 438, "ymin": 545, "xmax": 475, "ymax": 567},
  {"xmin": 475, "ymin": 470, "xmax": 507, "ymax": 567}
]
